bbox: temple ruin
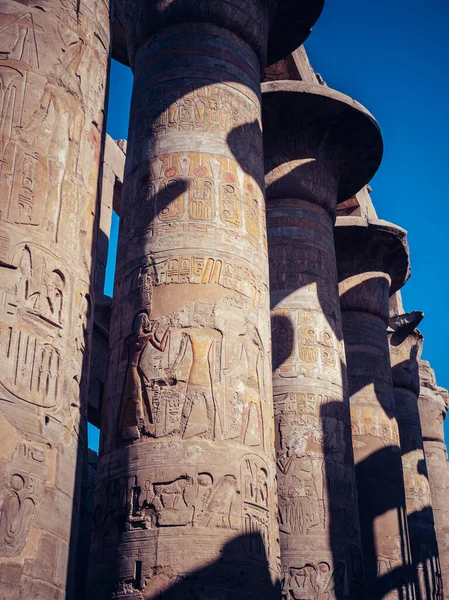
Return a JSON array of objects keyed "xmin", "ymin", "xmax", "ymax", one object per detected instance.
[{"xmin": 0, "ymin": 2, "xmax": 447, "ymax": 599}]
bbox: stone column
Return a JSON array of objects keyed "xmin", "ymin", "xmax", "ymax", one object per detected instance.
[
  {"xmin": 89, "ymin": 3, "xmax": 323, "ymax": 599},
  {"xmin": 262, "ymin": 81, "xmax": 383, "ymax": 597},
  {"xmin": 418, "ymin": 360, "xmax": 449, "ymax": 596},
  {"xmin": 0, "ymin": 1, "xmax": 110, "ymax": 599},
  {"xmin": 88, "ymin": 135, "xmax": 126, "ymax": 428},
  {"xmin": 390, "ymin": 311, "xmax": 444, "ymax": 598},
  {"xmin": 335, "ymin": 218, "xmax": 412, "ymax": 599}
]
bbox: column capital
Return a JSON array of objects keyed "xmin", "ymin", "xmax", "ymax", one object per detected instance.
[
  {"xmin": 267, "ymin": 0, "xmax": 324, "ymax": 66},
  {"xmin": 335, "ymin": 217, "xmax": 410, "ymax": 321},
  {"xmin": 114, "ymin": 0, "xmax": 324, "ymax": 69},
  {"xmin": 262, "ymin": 81, "xmax": 383, "ymax": 212}
]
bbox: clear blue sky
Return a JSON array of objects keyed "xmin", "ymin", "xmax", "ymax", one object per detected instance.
[{"xmin": 90, "ymin": 0, "xmax": 448, "ymax": 451}]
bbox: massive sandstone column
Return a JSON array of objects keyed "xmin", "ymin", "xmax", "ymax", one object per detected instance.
[
  {"xmin": 0, "ymin": 1, "xmax": 110, "ymax": 599},
  {"xmin": 335, "ymin": 218, "xmax": 412, "ymax": 599},
  {"xmin": 389, "ymin": 309, "xmax": 444, "ymax": 599},
  {"xmin": 89, "ymin": 3, "xmax": 324, "ymax": 599},
  {"xmin": 418, "ymin": 360, "xmax": 449, "ymax": 596},
  {"xmin": 262, "ymin": 81, "xmax": 383, "ymax": 597}
]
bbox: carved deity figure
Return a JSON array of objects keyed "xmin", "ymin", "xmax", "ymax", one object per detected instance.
[
  {"xmin": 199, "ymin": 474, "xmax": 238, "ymax": 529},
  {"xmin": 284, "ymin": 562, "xmax": 346, "ymax": 600},
  {"xmin": 20, "ymin": 80, "xmax": 82, "ymax": 238},
  {"xmin": 225, "ymin": 322, "xmax": 264, "ymax": 446},
  {"xmin": 118, "ymin": 311, "xmax": 169, "ymax": 440},
  {"xmin": 172, "ymin": 327, "xmax": 222, "ymax": 440},
  {"xmin": 278, "ymin": 454, "xmax": 322, "ymax": 536}
]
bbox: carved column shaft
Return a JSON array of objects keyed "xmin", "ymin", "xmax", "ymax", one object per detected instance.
[
  {"xmin": 263, "ymin": 81, "xmax": 383, "ymax": 598},
  {"xmin": 335, "ymin": 219, "xmax": 412, "ymax": 599},
  {"xmin": 0, "ymin": 1, "xmax": 110, "ymax": 599},
  {"xmin": 89, "ymin": 3, "xmax": 324, "ymax": 597},
  {"xmin": 390, "ymin": 316, "xmax": 443, "ymax": 599},
  {"xmin": 418, "ymin": 360, "xmax": 449, "ymax": 596}
]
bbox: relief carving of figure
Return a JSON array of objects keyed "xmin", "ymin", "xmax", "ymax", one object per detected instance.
[
  {"xmin": 197, "ymin": 474, "xmax": 238, "ymax": 529},
  {"xmin": 151, "ymin": 476, "xmax": 195, "ymax": 526},
  {"xmin": 118, "ymin": 310, "xmax": 169, "ymax": 440},
  {"xmin": 124, "ymin": 471, "xmax": 238, "ymax": 531},
  {"xmin": 19, "ymin": 80, "xmax": 82, "ymax": 239},
  {"xmin": 285, "ymin": 562, "xmax": 346, "ymax": 600},
  {"xmin": 27, "ymin": 265, "xmax": 65, "ymax": 327},
  {"xmin": 224, "ymin": 322, "xmax": 264, "ymax": 447},
  {"xmin": 277, "ymin": 454, "xmax": 323, "ymax": 536},
  {"xmin": 172, "ymin": 327, "xmax": 222, "ymax": 440}
]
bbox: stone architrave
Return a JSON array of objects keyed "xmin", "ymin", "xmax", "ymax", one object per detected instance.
[
  {"xmin": 262, "ymin": 81, "xmax": 383, "ymax": 598},
  {"xmin": 335, "ymin": 217, "xmax": 412, "ymax": 599},
  {"xmin": 88, "ymin": 3, "xmax": 324, "ymax": 599},
  {"xmin": 389, "ymin": 311, "xmax": 444, "ymax": 599},
  {"xmin": 418, "ymin": 360, "xmax": 449, "ymax": 597},
  {"xmin": 0, "ymin": 1, "xmax": 110, "ymax": 599}
]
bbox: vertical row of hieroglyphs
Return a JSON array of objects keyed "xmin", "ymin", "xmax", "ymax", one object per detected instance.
[
  {"xmin": 0, "ymin": 1, "xmax": 110, "ymax": 599},
  {"xmin": 263, "ymin": 77, "xmax": 383, "ymax": 599},
  {"xmin": 87, "ymin": 1, "xmax": 324, "ymax": 598}
]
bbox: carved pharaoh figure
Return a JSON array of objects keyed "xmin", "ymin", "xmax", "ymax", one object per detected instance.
[{"xmin": 118, "ymin": 310, "xmax": 170, "ymax": 439}]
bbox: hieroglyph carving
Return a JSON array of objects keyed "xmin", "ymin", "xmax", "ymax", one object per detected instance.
[
  {"xmin": 241, "ymin": 455, "xmax": 271, "ymax": 560},
  {"xmin": 148, "ymin": 83, "xmax": 260, "ymax": 137},
  {"xmin": 274, "ymin": 389, "xmax": 350, "ymax": 538},
  {"xmin": 272, "ymin": 308, "xmax": 341, "ymax": 379},
  {"xmin": 153, "ymin": 253, "xmax": 263, "ymax": 307},
  {"xmin": 0, "ymin": 11, "xmax": 89, "ymax": 241},
  {"xmin": 281, "ymin": 561, "xmax": 349, "ymax": 600},
  {"xmin": 269, "ymin": 245, "xmax": 337, "ymax": 292},
  {"xmin": 125, "ymin": 152, "xmax": 264, "ymax": 247},
  {"xmin": 0, "ymin": 242, "xmax": 70, "ymax": 409},
  {"xmin": 0, "ymin": 442, "xmax": 47, "ymax": 557},
  {"xmin": 116, "ymin": 301, "xmax": 268, "ymax": 448},
  {"xmin": 93, "ymin": 456, "xmax": 272, "ymax": 551}
]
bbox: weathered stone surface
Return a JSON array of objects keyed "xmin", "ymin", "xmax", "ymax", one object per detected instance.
[
  {"xmin": 336, "ymin": 185, "xmax": 378, "ymax": 220},
  {"xmin": 86, "ymin": 3, "xmax": 333, "ymax": 598},
  {"xmin": 263, "ymin": 77, "xmax": 382, "ymax": 599},
  {"xmin": 0, "ymin": 0, "xmax": 110, "ymax": 597},
  {"xmin": 76, "ymin": 448, "xmax": 98, "ymax": 596},
  {"xmin": 418, "ymin": 360, "xmax": 449, "ymax": 597},
  {"xmin": 263, "ymin": 46, "xmax": 321, "ymax": 84},
  {"xmin": 389, "ymin": 314, "xmax": 444, "ymax": 599},
  {"xmin": 335, "ymin": 217, "xmax": 412, "ymax": 599}
]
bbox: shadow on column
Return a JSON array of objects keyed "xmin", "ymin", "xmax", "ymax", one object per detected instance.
[
  {"xmin": 391, "ymin": 344, "xmax": 443, "ymax": 600},
  {"xmin": 89, "ymin": 528, "xmax": 279, "ymax": 598},
  {"xmin": 150, "ymin": 533, "xmax": 280, "ymax": 600}
]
